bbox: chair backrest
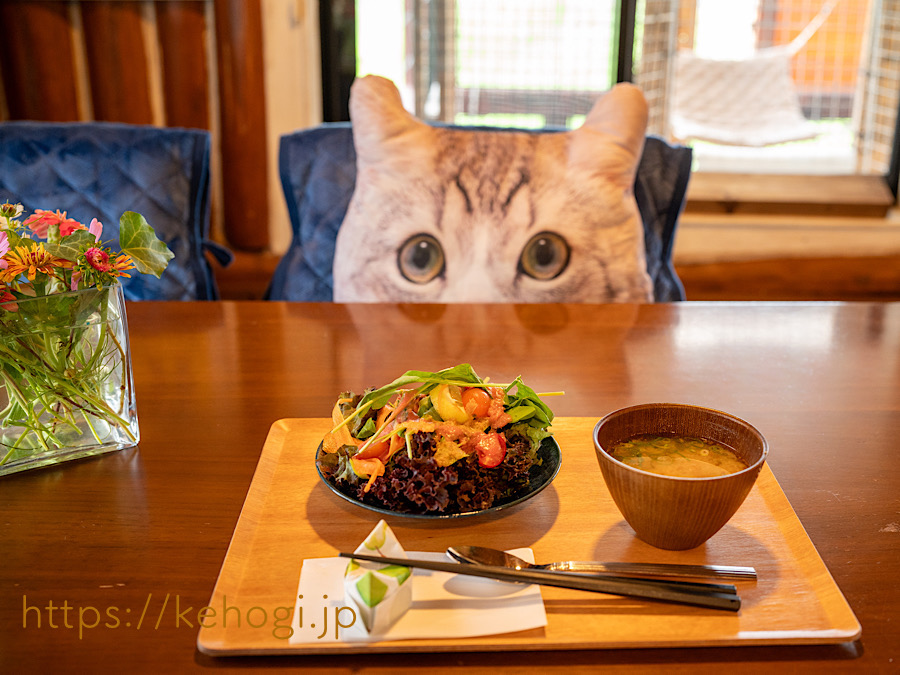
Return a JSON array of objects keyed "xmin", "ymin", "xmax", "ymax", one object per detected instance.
[
  {"xmin": 0, "ymin": 121, "xmax": 230, "ymax": 300},
  {"xmin": 267, "ymin": 122, "xmax": 691, "ymax": 302}
]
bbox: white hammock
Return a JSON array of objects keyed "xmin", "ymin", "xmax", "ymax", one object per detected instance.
[{"xmin": 671, "ymin": 0, "xmax": 840, "ymax": 147}]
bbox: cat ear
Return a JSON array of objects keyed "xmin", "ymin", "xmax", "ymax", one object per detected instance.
[
  {"xmin": 570, "ymin": 83, "xmax": 648, "ymax": 184},
  {"xmin": 349, "ymin": 75, "xmax": 433, "ymax": 164}
]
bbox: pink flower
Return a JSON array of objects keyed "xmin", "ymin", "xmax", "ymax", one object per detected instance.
[
  {"xmin": 24, "ymin": 209, "xmax": 86, "ymax": 238},
  {"xmin": 0, "ymin": 231, "xmax": 8, "ymax": 270},
  {"xmin": 88, "ymin": 218, "xmax": 103, "ymax": 242},
  {"xmin": 85, "ymin": 247, "xmax": 112, "ymax": 272},
  {"xmin": 84, "ymin": 247, "xmax": 136, "ymax": 278}
]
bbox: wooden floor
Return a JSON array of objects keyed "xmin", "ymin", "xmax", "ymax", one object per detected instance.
[{"xmin": 213, "ymin": 252, "xmax": 900, "ymax": 302}]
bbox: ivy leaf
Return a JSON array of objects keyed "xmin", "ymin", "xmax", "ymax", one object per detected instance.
[
  {"xmin": 118, "ymin": 211, "xmax": 174, "ymax": 278},
  {"xmin": 3, "ymin": 228, "xmax": 30, "ymax": 249},
  {"xmin": 44, "ymin": 230, "xmax": 96, "ymax": 262}
]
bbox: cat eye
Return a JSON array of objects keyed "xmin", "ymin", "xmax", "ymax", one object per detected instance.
[
  {"xmin": 398, "ymin": 233, "xmax": 445, "ymax": 284},
  {"xmin": 519, "ymin": 231, "xmax": 570, "ymax": 281}
]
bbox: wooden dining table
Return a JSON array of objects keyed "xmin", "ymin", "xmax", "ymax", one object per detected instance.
[{"xmin": 1, "ymin": 300, "xmax": 898, "ymax": 673}]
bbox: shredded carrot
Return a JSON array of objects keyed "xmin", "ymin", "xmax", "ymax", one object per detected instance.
[
  {"xmin": 376, "ymin": 403, "xmax": 392, "ymax": 427},
  {"xmin": 356, "ymin": 390, "xmax": 418, "ymax": 455},
  {"xmin": 350, "ymin": 457, "xmax": 385, "ymax": 492},
  {"xmin": 384, "ymin": 433, "xmax": 406, "ymax": 462}
]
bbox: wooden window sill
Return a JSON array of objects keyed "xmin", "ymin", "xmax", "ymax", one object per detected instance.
[{"xmin": 686, "ymin": 173, "xmax": 896, "ymax": 218}]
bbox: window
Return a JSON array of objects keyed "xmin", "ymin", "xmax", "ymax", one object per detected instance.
[
  {"xmin": 324, "ymin": 0, "xmax": 899, "ymax": 214},
  {"xmin": 355, "ymin": 0, "xmax": 621, "ymax": 128},
  {"xmin": 668, "ymin": 0, "xmax": 889, "ymax": 176}
]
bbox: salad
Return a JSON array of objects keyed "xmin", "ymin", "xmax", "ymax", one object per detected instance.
[{"xmin": 317, "ymin": 364, "xmax": 559, "ymax": 515}]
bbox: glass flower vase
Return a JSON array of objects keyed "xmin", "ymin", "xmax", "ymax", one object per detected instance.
[{"xmin": 0, "ymin": 283, "xmax": 139, "ymax": 476}]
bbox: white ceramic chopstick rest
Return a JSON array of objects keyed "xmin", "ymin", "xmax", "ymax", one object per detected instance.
[{"xmin": 343, "ymin": 520, "xmax": 413, "ymax": 633}]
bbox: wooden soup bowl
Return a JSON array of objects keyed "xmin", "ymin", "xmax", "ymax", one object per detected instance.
[{"xmin": 593, "ymin": 403, "xmax": 768, "ymax": 550}]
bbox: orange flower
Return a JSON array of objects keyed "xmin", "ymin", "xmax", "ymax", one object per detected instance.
[
  {"xmin": 110, "ymin": 253, "xmax": 136, "ymax": 278},
  {"xmin": 23, "ymin": 209, "xmax": 86, "ymax": 238},
  {"xmin": 2, "ymin": 241, "xmax": 72, "ymax": 282}
]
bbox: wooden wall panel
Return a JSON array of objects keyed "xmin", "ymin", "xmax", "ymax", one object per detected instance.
[
  {"xmin": 156, "ymin": 1, "xmax": 211, "ymax": 130},
  {"xmin": 0, "ymin": 2, "xmax": 80, "ymax": 121},
  {"xmin": 80, "ymin": 2, "xmax": 153, "ymax": 124},
  {"xmin": 213, "ymin": 0, "xmax": 269, "ymax": 251},
  {"xmin": 0, "ymin": 0, "xmax": 273, "ymax": 254},
  {"xmin": 677, "ymin": 255, "xmax": 900, "ymax": 301}
]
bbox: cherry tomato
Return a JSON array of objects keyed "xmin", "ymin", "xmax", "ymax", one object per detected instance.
[
  {"xmin": 474, "ymin": 432, "xmax": 507, "ymax": 468},
  {"xmin": 462, "ymin": 387, "xmax": 492, "ymax": 418}
]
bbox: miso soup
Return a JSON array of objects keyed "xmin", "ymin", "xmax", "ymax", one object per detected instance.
[{"xmin": 609, "ymin": 434, "xmax": 748, "ymax": 478}]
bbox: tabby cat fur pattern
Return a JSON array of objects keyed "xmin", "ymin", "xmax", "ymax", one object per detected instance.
[{"xmin": 333, "ymin": 75, "xmax": 653, "ymax": 303}]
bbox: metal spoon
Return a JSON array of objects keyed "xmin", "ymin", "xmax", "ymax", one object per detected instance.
[{"xmin": 447, "ymin": 545, "xmax": 757, "ymax": 580}]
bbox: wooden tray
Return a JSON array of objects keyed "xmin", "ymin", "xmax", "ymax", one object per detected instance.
[{"xmin": 197, "ymin": 418, "xmax": 861, "ymax": 655}]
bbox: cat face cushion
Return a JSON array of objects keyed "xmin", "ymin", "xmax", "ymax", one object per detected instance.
[{"xmin": 333, "ymin": 75, "xmax": 654, "ymax": 303}]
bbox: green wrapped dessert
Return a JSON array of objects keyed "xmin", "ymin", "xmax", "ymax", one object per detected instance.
[{"xmin": 344, "ymin": 520, "xmax": 413, "ymax": 633}]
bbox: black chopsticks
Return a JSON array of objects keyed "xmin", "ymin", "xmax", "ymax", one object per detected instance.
[{"xmin": 340, "ymin": 552, "xmax": 741, "ymax": 612}]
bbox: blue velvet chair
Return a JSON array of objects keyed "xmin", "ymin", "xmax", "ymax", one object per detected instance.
[
  {"xmin": 267, "ymin": 122, "xmax": 691, "ymax": 302},
  {"xmin": 0, "ymin": 121, "xmax": 232, "ymax": 300}
]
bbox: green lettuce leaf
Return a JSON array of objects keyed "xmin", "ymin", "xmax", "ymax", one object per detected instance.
[
  {"xmin": 356, "ymin": 363, "xmax": 484, "ymax": 411},
  {"xmin": 504, "ymin": 376, "xmax": 554, "ymax": 426}
]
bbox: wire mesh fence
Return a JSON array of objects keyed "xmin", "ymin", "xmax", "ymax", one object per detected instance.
[{"xmin": 355, "ymin": 0, "xmax": 896, "ymax": 174}]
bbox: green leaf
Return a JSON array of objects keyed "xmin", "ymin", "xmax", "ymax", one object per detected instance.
[
  {"xmin": 340, "ymin": 365, "xmax": 559, "ymax": 443},
  {"xmin": 326, "ymin": 445, "xmax": 360, "ymax": 483},
  {"xmin": 44, "ymin": 230, "xmax": 96, "ymax": 262},
  {"xmin": 508, "ymin": 420, "xmax": 552, "ymax": 458},
  {"xmin": 504, "ymin": 377, "xmax": 554, "ymax": 425},
  {"xmin": 355, "ymin": 417, "xmax": 377, "ymax": 439},
  {"xmin": 4, "ymin": 228, "xmax": 30, "ymax": 248},
  {"xmin": 356, "ymin": 364, "xmax": 484, "ymax": 412},
  {"xmin": 118, "ymin": 211, "xmax": 174, "ymax": 278},
  {"xmin": 506, "ymin": 404, "xmax": 537, "ymax": 423},
  {"xmin": 416, "ymin": 396, "xmax": 436, "ymax": 419}
]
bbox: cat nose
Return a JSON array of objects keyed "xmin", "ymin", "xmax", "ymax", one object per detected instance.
[{"xmin": 442, "ymin": 265, "xmax": 508, "ymax": 302}]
